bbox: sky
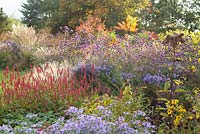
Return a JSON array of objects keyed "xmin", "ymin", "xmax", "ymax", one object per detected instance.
[{"xmin": 0, "ymin": 0, "xmax": 27, "ymax": 19}]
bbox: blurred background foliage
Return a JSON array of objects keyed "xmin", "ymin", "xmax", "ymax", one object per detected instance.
[{"xmin": 0, "ymin": 0, "xmax": 199, "ymax": 34}]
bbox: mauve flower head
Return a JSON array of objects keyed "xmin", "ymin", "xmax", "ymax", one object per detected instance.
[
  {"xmin": 133, "ymin": 110, "xmax": 146, "ymax": 117},
  {"xmin": 114, "ymin": 123, "xmax": 137, "ymax": 134},
  {"xmin": 121, "ymin": 73, "xmax": 133, "ymax": 81},
  {"xmin": 115, "ymin": 116, "xmax": 125, "ymax": 125},
  {"xmin": 143, "ymin": 74, "xmax": 165, "ymax": 85},
  {"xmin": 96, "ymin": 105, "xmax": 106, "ymax": 111},
  {"xmin": 96, "ymin": 105, "xmax": 113, "ymax": 119},
  {"xmin": 65, "ymin": 107, "xmax": 84, "ymax": 116},
  {"xmin": 95, "ymin": 65, "xmax": 111, "ymax": 76},
  {"xmin": 0, "ymin": 125, "xmax": 13, "ymax": 133},
  {"xmin": 142, "ymin": 122, "xmax": 156, "ymax": 129}
]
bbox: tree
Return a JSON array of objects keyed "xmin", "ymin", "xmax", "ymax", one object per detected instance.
[
  {"xmin": 49, "ymin": 0, "xmax": 149, "ymax": 33},
  {"xmin": 20, "ymin": 0, "xmax": 150, "ymax": 33},
  {"xmin": 21, "ymin": 0, "xmax": 59, "ymax": 30},
  {"xmin": 180, "ymin": 0, "xmax": 200, "ymax": 31},
  {"xmin": 0, "ymin": 8, "xmax": 9, "ymax": 34},
  {"xmin": 21, "ymin": 0, "xmax": 43, "ymax": 29},
  {"xmin": 140, "ymin": 0, "xmax": 200, "ymax": 33}
]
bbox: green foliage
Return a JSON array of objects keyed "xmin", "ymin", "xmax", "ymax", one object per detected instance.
[
  {"xmin": 0, "ymin": 110, "xmax": 60, "ymax": 130},
  {"xmin": 97, "ymin": 66, "xmax": 123, "ymax": 96},
  {"xmin": 0, "ymin": 43, "xmax": 38, "ymax": 70},
  {"xmin": 0, "ymin": 8, "xmax": 9, "ymax": 34},
  {"xmin": 140, "ymin": 0, "xmax": 200, "ymax": 32},
  {"xmin": 21, "ymin": 0, "xmax": 59, "ymax": 29},
  {"xmin": 20, "ymin": 0, "xmax": 149, "ymax": 33},
  {"xmin": 21, "ymin": 0, "xmax": 43, "ymax": 29}
]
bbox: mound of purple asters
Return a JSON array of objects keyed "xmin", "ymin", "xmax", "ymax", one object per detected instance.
[
  {"xmin": 0, "ymin": 106, "xmax": 155, "ymax": 134},
  {"xmin": 143, "ymin": 74, "xmax": 169, "ymax": 86},
  {"xmin": 41, "ymin": 106, "xmax": 155, "ymax": 134},
  {"xmin": 42, "ymin": 114, "xmax": 115, "ymax": 134}
]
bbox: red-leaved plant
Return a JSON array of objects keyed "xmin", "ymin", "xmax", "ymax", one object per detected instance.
[{"xmin": 0, "ymin": 64, "xmax": 109, "ymax": 113}]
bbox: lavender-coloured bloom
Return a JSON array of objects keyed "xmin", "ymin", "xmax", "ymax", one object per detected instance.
[
  {"xmin": 115, "ymin": 116, "xmax": 125, "ymax": 125},
  {"xmin": 115, "ymin": 123, "xmax": 137, "ymax": 134},
  {"xmin": 121, "ymin": 73, "xmax": 133, "ymax": 81},
  {"xmin": 142, "ymin": 122, "xmax": 156, "ymax": 129},
  {"xmin": 112, "ymin": 78, "xmax": 117, "ymax": 83},
  {"xmin": 133, "ymin": 110, "xmax": 146, "ymax": 117},
  {"xmin": 0, "ymin": 125, "xmax": 13, "ymax": 133},
  {"xmin": 65, "ymin": 107, "xmax": 84, "ymax": 116},
  {"xmin": 95, "ymin": 65, "xmax": 111, "ymax": 76},
  {"xmin": 58, "ymin": 114, "xmax": 115, "ymax": 134},
  {"xmin": 143, "ymin": 74, "xmax": 164, "ymax": 85},
  {"xmin": 131, "ymin": 120, "xmax": 141, "ymax": 125},
  {"xmin": 96, "ymin": 105, "xmax": 106, "ymax": 111}
]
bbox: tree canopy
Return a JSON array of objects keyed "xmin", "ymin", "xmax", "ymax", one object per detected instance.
[
  {"xmin": 0, "ymin": 8, "xmax": 9, "ymax": 34},
  {"xmin": 140, "ymin": 0, "xmax": 200, "ymax": 32},
  {"xmin": 20, "ymin": 0, "xmax": 200, "ymax": 33}
]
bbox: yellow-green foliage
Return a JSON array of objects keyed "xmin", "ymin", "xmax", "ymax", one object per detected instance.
[
  {"xmin": 159, "ymin": 29, "xmax": 200, "ymax": 45},
  {"xmin": 83, "ymin": 94, "xmax": 113, "ymax": 114},
  {"xmin": 115, "ymin": 15, "xmax": 138, "ymax": 32},
  {"xmin": 192, "ymin": 88, "xmax": 200, "ymax": 119}
]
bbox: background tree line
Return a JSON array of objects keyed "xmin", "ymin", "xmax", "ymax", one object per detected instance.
[{"xmin": 1, "ymin": 0, "xmax": 200, "ymax": 34}]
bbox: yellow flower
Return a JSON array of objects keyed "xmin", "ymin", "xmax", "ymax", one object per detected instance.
[
  {"xmin": 174, "ymin": 120, "xmax": 179, "ymax": 126},
  {"xmin": 167, "ymin": 108, "xmax": 173, "ymax": 115},
  {"xmin": 198, "ymin": 58, "xmax": 200, "ymax": 63},
  {"xmin": 179, "ymin": 107, "xmax": 186, "ymax": 113},
  {"xmin": 171, "ymin": 99, "xmax": 179, "ymax": 105},
  {"xmin": 188, "ymin": 116, "xmax": 193, "ymax": 120},
  {"xmin": 176, "ymin": 114, "xmax": 182, "ymax": 120},
  {"xmin": 174, "ymin": 118, "xmax": 180, "ymax": 126},
  {"xmin": 178, "ymin": 106, "xmax": 186, "ymax": 113},
  {"xmin": 174, "ymin": 115, "xmax": 182, "ymax": 126},
  {"xmin": 191, "ymin": 65, "xmax": 196, "ymax": 73}
]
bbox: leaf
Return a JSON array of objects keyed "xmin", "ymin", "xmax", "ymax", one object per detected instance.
[
  {"xmin": 175, "ymin": 89, "xmax": 186, "ymax": 92},
  {"xmin": 174, "ymin": 79, "xmax": 183, "ymax": 85},
  {"xmin": 164, "ymin": 81, "xmax": 171, "ymax": 90}
]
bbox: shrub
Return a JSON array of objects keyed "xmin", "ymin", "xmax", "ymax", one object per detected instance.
[{"xmin": 0, "ymin": 42, "xmax": 36, "ymax": 70}]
